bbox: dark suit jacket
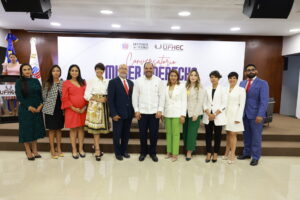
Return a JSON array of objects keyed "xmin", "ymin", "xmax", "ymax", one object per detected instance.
[
  {"xmin": 240, "ymin": 77, "xmax": 269, "ymax": 119},
  {"xmin": 108, "ymin": 77, "xmax": 134, "ymax": 119}
]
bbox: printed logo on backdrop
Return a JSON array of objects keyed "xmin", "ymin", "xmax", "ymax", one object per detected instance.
[
  {"xmin": 0, "ymin": 85, "xmax": 15, "ymax": 97},
  {"xmin": 154, "ymin": 43, "xmax": 184, "ymax": 51},
  {"xmin": 133, "ymin": 42, "xmax": 148, "ymax": 50},
  {"xmin": 122, "ymin": 43, "xmax": 129, "ymax": 50},
  {"xmin": 32, "ymin": 66, "xmax": 41, "ymax": 79}
]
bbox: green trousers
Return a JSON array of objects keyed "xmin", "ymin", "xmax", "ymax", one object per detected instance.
[
  {"xmin": 183, "ymin": 116, "xmax": 201, "ymax": 151},
  {"xmin": 165, "ymin": 118, "xmax": 182, "ymax": 155}
]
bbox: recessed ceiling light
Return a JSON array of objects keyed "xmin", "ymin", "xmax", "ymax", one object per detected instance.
[
  {"xmin": 50, "ymin": 22, "xmax": 61, "ymax": 27},
  {"xmin": 289, "ymin": 28, "xmax": 300, "ymax": 33},
  {"xmin": 230, "ymin": 27, "xmax": 241, "ymax": 31},
  {"xmin": 100, "ymin": 10, "xmax": 113, "ymax": 15},
  {"xmin": 178, "ymin": 11, "xmax": 191, "ymax": 17},
  {"xmin": 111, "ymin": 24, "xmax": 121, "ymax": 28},
  {"xmin": 171, "ymin": 26, "xmax": 181, "ymax": 30}
]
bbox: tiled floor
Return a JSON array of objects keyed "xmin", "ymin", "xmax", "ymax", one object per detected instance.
[{"xmin": 0, "ymin": 151, "xmax": 300, "ymax": 200}]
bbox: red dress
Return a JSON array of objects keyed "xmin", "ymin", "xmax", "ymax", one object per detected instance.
[{"xmin": 61, "ymin": 80, "xmax": 88, "ymax": 128}]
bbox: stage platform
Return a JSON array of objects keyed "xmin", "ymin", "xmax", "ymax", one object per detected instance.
[{"xmin": 0, "ymin": 114, "xmax": 299, "ymax": 156}]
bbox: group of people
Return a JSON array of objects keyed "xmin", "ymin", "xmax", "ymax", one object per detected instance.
[{"xmin": 15, "ymin": 60, "xmax": 269, "ymax": 166}]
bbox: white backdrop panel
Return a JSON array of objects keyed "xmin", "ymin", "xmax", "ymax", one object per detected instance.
[{"xmin": 58, "ymin": 37, "xmax": 245, "ymax": 86}]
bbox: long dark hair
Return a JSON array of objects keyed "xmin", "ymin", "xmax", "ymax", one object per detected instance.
[
  {"xmin": 67, "ymin": 64, "xmax": 85, "ymax": 86},
  {"xmin": 19, "ymin": 64, "xmax": 32, "ymax": 98},
  {"xmin": 44, "ymin": 65, "xmax": 62, "ymax": 91}
]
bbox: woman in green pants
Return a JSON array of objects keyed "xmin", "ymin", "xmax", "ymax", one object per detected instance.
[
  {"xmin": 183, "ymin": 70, "xmax": 205, "ymax": 161},
  {"xmin": 163, "ymin": 69, "xmax": 187, "ymax": 162}
]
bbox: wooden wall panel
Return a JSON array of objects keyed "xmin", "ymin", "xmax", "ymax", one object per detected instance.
[{"xmin": 11, "ymin": 30, "xmax": 284, "ymax": 112}]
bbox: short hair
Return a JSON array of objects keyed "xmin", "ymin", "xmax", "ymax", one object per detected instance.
[
  {"xmin": 144, "ymin": 62, "xmax": 154, "ymax": 68},
  {"xmin": 228, "ymin": 72, "xmax": 239, "ymax": 79},
  {"xmin": 209, "ymin": 70, "xmax": 222, "ymax": 79},
  {"xmin": 244, "ymin": 64, "xmax": 256, "ymax": 71},
  {"xmin": 94, "ymin": 63, "xmax": 105, "ymax": 71}
]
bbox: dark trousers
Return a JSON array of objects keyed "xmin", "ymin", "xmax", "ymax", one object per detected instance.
[
  {"xmin": 243, "ymin": 116, "xmax": 263, "ymax": 160},
  {"xmin": 204, "ymin": 121, "xmax": 222, "ymax": 154},
  {"xmin": 138, "ymin": 114, "xmax": 159, "ymax": 156},
  {"xmin": 112, "ymin": 118, "xmax": 132, "ymax": 156}
]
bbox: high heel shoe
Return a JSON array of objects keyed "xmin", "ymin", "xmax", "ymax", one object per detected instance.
[
  {"xmin": 95, "ymin": 149, "xmax": 101, "ymax": 161},
  {"xmin": 212, "ymin": 154, "xmax": 218, "ymax": 163},
  {"xmin": 72, "ymin": 153, "xmax": 79, "ymax": 159},
  {"xmin": 79, "ymin": 152, "xmax": 86, "ymax": 158},
  {"xmin": 205, "ymin": 154, "xmax": 212, "ymax": 163},
  {"xmin": 27, "ymin": 156, "xmax": 35, "ymax": 161},
  {"xmin": 26, "ymin": 153, "xmax": 35, "ymax": 161},
  {"xmin": 34, "ymin": 154, "xmax": 42, "ymax": 159},
  {"xmin": 171, "ymin": 156, "xmax": 178, "ymax": 162},
  {"xmin": 50, "ymin": 152, "xmax": 59, "ymax": 159},
  {"xmin": 58, "ymin": 153, "xmax": 64, "ymax": 157}
]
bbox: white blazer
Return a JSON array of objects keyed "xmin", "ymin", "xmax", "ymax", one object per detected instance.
[
  {"xmin": 164, "ymin": 84, "xmax": 187, "ymax": 118},
  {"xmin": 202, "ymin": 85, "xmax": 227, "ymax": 125},
  {"xmin": 186, "ymin": 86, "xmax": 205, "ymax": 118},
  {"xmin": 226, "ymin": 85, "xmax": 246, "ymax": 126}
]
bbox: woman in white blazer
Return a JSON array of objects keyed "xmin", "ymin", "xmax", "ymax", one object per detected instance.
[
  {"xmin": 183, "ymin": 69, "xmax": 205, "ymax": 161},
  {"xmin": 223, "ymin": 72, "xmax": 246, "ymax": 164},
  {"xmin": 203, "ymin": 70, "xmax": 227, "ymax": 163},
  {"xmin": 164, "ymin": 69, "xmax": 187, "ymax": 162}
]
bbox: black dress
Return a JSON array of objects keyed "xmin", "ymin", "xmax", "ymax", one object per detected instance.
[{"xmin": 45, "ymin": 92, "xmax": 64, "ymax": 130}]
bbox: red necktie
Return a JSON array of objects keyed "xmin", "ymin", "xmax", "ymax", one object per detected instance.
[
  {"xmin": 246, "ymin": 79, "xmax": 252, "ymax": 93},
  {"xmin": 123, "ymin": 79, "xmax": 129, "ymax": 95}
]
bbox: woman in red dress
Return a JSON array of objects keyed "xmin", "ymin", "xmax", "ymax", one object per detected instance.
[{"xmin": 61, "ymin": 64, "xmax": 87, "ymax": 159}]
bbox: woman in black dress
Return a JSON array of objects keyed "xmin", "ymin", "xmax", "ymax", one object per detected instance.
[
  {"xmin": 15, "ymin": 64, "xmax": 45, "ymax": 160},
  {"xmin": 42, "ymin": 65, "xmax": 64, "ymax": 159}
]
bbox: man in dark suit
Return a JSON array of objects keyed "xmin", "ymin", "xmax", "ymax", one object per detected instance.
[
  {"xmin": 108, "ymin": 64, "xmax": 134, "ymax": 160},
  {"xmin": 238, "ymin": 64, "xmax": 269, "ymax": 166}
]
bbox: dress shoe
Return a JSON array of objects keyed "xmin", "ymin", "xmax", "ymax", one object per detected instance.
[
  {"xmin": 186, "ymin": 157, "xmax": 191, "ymax": 161},
  {"xmin": 95, "ymin": 155, "xmax": 101, "ymax": 161},
  {"xmin": 116, "ymin": 155, "xmax": 123, "ymax": 161},
  {"xmin": 139, "ymin": 154, "xmax": 146, "ymax": 161},
  {"xmin": 222, "ymin": 156, "xmax": 228, "ymax": 160},
  {"xmin": 212, "ymin": 159, "xmax": 217, "ymax": 163},
  {"xmin": 237, "ymin": 155, "xmax": 251, "ymax": 160},
  {"xmin": 150, "ymin": 155, "xmax": 158, "ymax": 162},
  {"xmin": 228, "ymin": 160, "xmax": 235, "ymax": 164},
  {"xmin": 79, "ymin": 152, "xmax": 86, "ymax": 158},
  {"xmin": 51, "ymin": 155, "xmax": 59, "ymax": 159},
  {"xmin": 34, "ymin": 154, "xmax": 42, "ymax": 159},
  {"xmin": 205, "ymin": 155, "xmax": 212, "ymax": 163},
  {"xmin": 72, "ymin": 154, "xmax": 79, "ymax": 159},
  {"xmin": 165, "ymin": 153, "xmax": 172, "ymax": 159},
  {"xmin": 27, "ymin": 156, "xmax": 35, "ymax": 161},
  {"xmin": 122, "ymin": 153, "xmax": 130, "ymax": 158},
  {"xmin": 250, "ymin": 159, "xmax": 259, "ymax": 166},
  {"xmin": 171, "ymin": 156, "xmax": 178, "ymax": 162}
]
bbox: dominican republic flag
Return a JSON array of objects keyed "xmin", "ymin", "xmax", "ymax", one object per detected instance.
[
  {"xmin": 29, "ymin": 38, "xmax": 41, "ymax": 81},
  {"xmin": 4, "ymin": 33, "xmax": 18, "ymax": 63}
]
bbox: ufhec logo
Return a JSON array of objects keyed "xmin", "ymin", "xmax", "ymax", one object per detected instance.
[{"xmin": 154, "ymin": 43, "xmax": 184, "ymax": 51}]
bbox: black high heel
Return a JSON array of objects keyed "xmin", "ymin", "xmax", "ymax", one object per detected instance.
[
  {"xmin": 205, "ymin": 154, "xmax": 212, "ymax": 163},
  {"xmin": 79, "ymin": 152, "xmax": 86, "ymax": 158},
  {"xmin": 26, "ymin": 152, "xmax": 35, "ymax": 161},
  {"xmin": 95, "ymin": 150, "xmax": 102, "ymax": 161},
  {"xmin": 72, "ymin": 153, "xmax": 79, "ymax": 159},
  {"xmin": 34, "ymin": 154, "xmax": 42, "ymax": 159},
  {"xmin": 212, "ymin": 154, "xmax": 218, "ymax": 163}
]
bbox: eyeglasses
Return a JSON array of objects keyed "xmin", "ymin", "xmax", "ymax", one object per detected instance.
[{"xmin": 246, "ymin": 69, "xmax": 256, "ymax": 72}]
